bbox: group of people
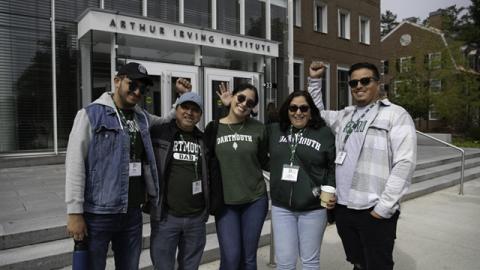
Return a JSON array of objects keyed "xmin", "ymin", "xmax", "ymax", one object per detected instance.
[{"xmin": 65, "ymin": 60, "xmax": 417, "ymax": 270}]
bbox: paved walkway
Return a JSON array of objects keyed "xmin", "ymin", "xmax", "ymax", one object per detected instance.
[{"xmin": 200, "ymin": 178, "xmax": 480, "ymax": 270}]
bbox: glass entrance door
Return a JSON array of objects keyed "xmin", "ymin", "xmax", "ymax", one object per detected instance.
[
  {"xmin": 126, "ymin": 60, "xmax": 199, "ymax": 117},
  {"xmin": 204, "ymin": 68, "xmax": 261, "ymax": 123}
]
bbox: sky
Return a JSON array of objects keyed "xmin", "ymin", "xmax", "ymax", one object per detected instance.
[{"xmin": 381, "ymin": 0, "xmax": 472, "ymax": 21}]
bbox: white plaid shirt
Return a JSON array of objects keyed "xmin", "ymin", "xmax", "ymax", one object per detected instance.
[{"xmin": 308, "ymin": 78, "xmax": 417, "ymax": 218}]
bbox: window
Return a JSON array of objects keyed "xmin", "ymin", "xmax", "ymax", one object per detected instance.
[
  {"xmin": 338, "ymin": 9, "xmax": 350, "ymax": 39},
  {"xmin": 426, "ymin": 52, "xmax": 442, "ymax": 70},
  {"xmin": 429, "ymin": 106, "xmax": 441, "ymax": 120},
  {"xmin": 381, "ymin": 60, "xmax": 389, "ymax": 75},
  {"xmin": 429, "ymin": 79, "xmax": 442, "ymax": 93},
  {"xmin": 398, "ymin": 56, "xmax": 414, "ymax": 73},
  {"xmin": 359, "ymin": 16, "xmax": 370, "ymax": 44},
  {"xmin": 294, "ymin": 59, "xmax": 304, "ymax": 91},
  {"xmin": 314, "ymin": 1, "xmax": 327, "ymax": 33},
  {"xmin": 338, "ymin": 68, "xmax": 350, "ymax": 109},
  {"xmin": 294, "ymin": 0, "xmax": 302, "ymax": 27}
]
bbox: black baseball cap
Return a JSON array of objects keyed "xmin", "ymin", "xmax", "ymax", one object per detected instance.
[{"xmin": 117, "ymin": 62, "xmax": 153, "ymax": 86}]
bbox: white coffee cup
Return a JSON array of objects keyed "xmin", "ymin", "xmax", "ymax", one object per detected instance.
[{"xmin": 320, "ymin": 185, "xmax": 336, "ymax": 207}]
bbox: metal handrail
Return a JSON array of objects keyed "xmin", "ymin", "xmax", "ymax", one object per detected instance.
[
  {"xmin": 262, "ymin": 171, "xmax": 276, "ymax": 268},
  {"xmin": 416, "ymin": 131, "xmax": 465, "ymax": 195}
]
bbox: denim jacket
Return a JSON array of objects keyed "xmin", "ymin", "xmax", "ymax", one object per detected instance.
[{"xmin": 65, "ymin": 92, "xmax": 173, "ymax": 214}]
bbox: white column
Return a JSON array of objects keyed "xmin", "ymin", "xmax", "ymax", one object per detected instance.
[
  {"xmin": 266, "ymin": 0, "xmax": 271, "ymax": 40},
  {"xmin": 179, "ymin": 0, "xmax": 184, "ymax": 23},
  {"xmin": 288, "ymin": 0, "xmax": 294, "ymax": 93},
  {"xmin": 143, "ymin": 0, "xmax": 147, "ymax": 16},
  {"xmin": 240, "ymin": 0, "xmax": 245, "ymax": 34},
  {"xmin": 51, "ymin": 0, "xmax": 58, "ymax": 154},
  {"xmin": 99, "ymin": 0, "xmax": 104, "ymax": 9},
  {"xmin": 110, "ymin": 34, "xmax": 116, "ymax": 92},
  {"xmin": 80, "ymin": 39, "xmax": 92, "ymax": 107},
  {"xmin": 212, "ymin": 0, "xmax": 217, "ymax": 29}
]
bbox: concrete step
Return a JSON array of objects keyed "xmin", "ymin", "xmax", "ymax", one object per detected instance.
[
  {"xmin": 412, "ymin": 156, "xmax": 480, "ymax": 184},
  {"xmin": 2, "ymin": 149, "xmax": 480, "ymax": 269},
  {"xmin": 0, "ymin": 211, "xmax": 272, "ymax": 270},
  {"xmin": 414, "ymin": 150, "xmax": 480, "ymax": 170},
  {"xmin": 404, "ymin": 165, "xmax": 480, "ymax": 201}
]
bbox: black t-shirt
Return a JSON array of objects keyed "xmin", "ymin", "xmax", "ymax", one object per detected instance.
[
  {"xmin": 120, "ymin": 108, "xmax": 146, "ymax": 208},
  {"xmin": 166, "ymin": 131, "xmax": 205, "ymax": 216}
]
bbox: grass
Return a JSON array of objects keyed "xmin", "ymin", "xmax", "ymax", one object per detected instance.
[{"xmin": 453, "ymin": 137, "xmax": 480, "ymax": 148}]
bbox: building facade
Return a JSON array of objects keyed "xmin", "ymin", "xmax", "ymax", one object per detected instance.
[
  {"xmin": 0, "ymin": 0, "xmax": 384, "ymax": 157},
  {"xmin": 292, "ymin": 0, "xmax": 381, "ymax": 109},
  {"xmin": 0, "ymin": 0, "xmax": 291, "ymax": 156}
]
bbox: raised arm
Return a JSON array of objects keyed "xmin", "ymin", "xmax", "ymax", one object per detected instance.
[{"xmin": 149, "ymin": 78, "xmax": 192, "ymax": 126}]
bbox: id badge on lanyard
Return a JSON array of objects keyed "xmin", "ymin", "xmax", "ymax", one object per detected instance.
[
  {"xmin": 281, "ymin": 164, "xmax": 300, "ymax": 182},
  {"xmin": 192, "ymin": 180, "xmax": 202, "ymax": 195},
  {"xmin": 129, "ymin": 162, "xmax": 142, "ymax": 177}
]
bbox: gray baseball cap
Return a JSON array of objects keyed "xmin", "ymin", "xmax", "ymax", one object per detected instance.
[{"xmin": 177, "ymin": 92, "xmax": 203, "ymax": 111}]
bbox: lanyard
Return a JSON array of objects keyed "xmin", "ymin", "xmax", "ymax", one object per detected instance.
[
  {"xmin": 341, "ymin": 102, "xmax": 377, "ymax": 147},
  {"xmin": 288, "ymin": 126, "xmax": 304, "ymax": 165},
  {"xmin": 179, "ymin": 133, "xmax": 200, "ymax": 181},
  {"xmin": 117, "ymin": 108, "xmax": 140, "ymax": 161}
]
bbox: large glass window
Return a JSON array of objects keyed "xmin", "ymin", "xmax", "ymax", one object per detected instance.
[
  {"xmin": 338, "ymin": 68, "xmax": 349, "ymax": 109},
  {"xmin": 271, "ymin": 3, "xmax": 288, "ymax": 104},
  {"xmin": 104, "ymin": 0, "xmax": 142, "ymax": 16},
  {"xmin": 148, "ymin": 0, "xmax": 179, "ymax": 22},
  {"xmin": 359, "ymin": 16, "xmax": 370, "ymax": 44},
  {"xmin": 217, "ymin": 0, "xmax": 240, "ymax": 34},
  {"xmin": 184, "ymin": 0, "xmax": 211, "ymax": 28},
  {"xmin": 314, "ymin": 1, "xmax": 327, "ymax": 33},
  {"xmin": 245, "ymin": 0, "xmax": 266, "ymax": 38},
  {"xmin": 338, "ymin": 9, "xmax": 350, "ymax": 39},
  {"xmin": 0, "ymin": 1, "xmax": 53, "ymax": 153}
]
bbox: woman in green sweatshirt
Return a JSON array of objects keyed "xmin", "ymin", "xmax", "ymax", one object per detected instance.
[
  {"xmin": 268, "ymin": 91, "xmax": 336, "ymax": 269},
  {"xmin": 204, "ymin": 83, "xmax": 269, "ymax": 270}
]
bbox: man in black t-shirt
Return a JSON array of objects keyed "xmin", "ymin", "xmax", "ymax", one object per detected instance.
[{"xmin": 149, "ymin": 92, "xmax": 210, "ymax": 270}]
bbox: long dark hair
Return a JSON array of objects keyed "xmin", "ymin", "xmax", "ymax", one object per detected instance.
[{"xmin": 279, "ymin": 91, "xmax": 325, "ymax": 132}]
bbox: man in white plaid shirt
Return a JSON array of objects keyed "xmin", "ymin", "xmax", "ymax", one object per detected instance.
[{"xmin": 308, "ymin": 62, "xmax": 417, "ymax": 270}]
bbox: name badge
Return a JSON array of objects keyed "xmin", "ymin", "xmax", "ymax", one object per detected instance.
[
  {"xmin": 281, "ymin": 164, "xmax": 299, "ymax": 182},
  {"xmin": 335, "ymin": 151, "xmax": 347, "ymax": 165},
  {"xmin": 129, "ymin": 162, "xmax": 142, "ymax": 177},
  {"xmin": 192, "ymin": 180, "xmax": 202, "ymax": 195}
]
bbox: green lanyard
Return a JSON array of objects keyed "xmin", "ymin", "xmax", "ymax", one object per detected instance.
[
  {"xmin": 179, "ymin": 133, "xmax": 200, "ymax": 181},
  {"xmin": 342, "ymin": 102, "xmax": 377, "ymax": 146},
  {"xmin": 288, "ymin": 126, "xmax": 305, "ymax": 165},
  {"xmin": 117, "ymin": 108, "xmax": 139, "ymax": 161}
]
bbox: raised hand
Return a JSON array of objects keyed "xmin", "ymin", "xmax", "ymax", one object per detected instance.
[
  {"xmin": 176, "ymin": 78, "xmax": 192, "ymax": 95},
  {"xmin": 309, "ymin": 61, "xmax": 326, "ymax": 79},
  {"xmin": 216, "ymin": 82, "xmax": 232, "ymax": 106}
]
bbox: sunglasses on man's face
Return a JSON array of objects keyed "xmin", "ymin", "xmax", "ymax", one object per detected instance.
[
  {"xmin": 236, "ymin": 94, "xmax": 256, "ymax": 108},
  {"xmin": 347, "ymin": 77, "xmax": 378, "ymax": 88},
  {"xmin": 288, "ymin": 105, "xmax": 310, "ymax": 113},
  {"xmin": 128, "ymin": 79, "xmax": 149, "ymax": 95}
]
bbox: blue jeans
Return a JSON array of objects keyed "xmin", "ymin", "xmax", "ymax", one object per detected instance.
[
  {"xmin": 271, "ymin": 206, "xmax": 328, "ymax": 270},
  {"xmin": 84, "ymin": 208, "xmax": 143, "ymax": 270},
  {"xmin": 150, "ymin": 213, "xmax": 207, "ymax": 270},
  {"xmin": 215, "ymin": 194, "xmax": 268, "ymax": 270}
]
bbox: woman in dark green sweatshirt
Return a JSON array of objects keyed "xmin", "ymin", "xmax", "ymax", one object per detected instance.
[{"xmin": 268, "ymin": 91, "xmax": 336, "ymax": 269}]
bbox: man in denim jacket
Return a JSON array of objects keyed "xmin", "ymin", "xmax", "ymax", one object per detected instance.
[
  {"xmin": 65, "ymin": 62, "xmax": 190, "ymax": 269},
  {"xmin": 308, "ymin": 62, "xmax": 417, "ymax": 270}
]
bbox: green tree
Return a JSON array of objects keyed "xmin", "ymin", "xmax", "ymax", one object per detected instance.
[{"xmin": 381, "ymin": 10, "xmax": 399, "ymax": 37}]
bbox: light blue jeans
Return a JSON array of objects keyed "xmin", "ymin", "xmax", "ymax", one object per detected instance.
[{"xmin": 271, "ymin": 206, "xmax": 328, "ymax": 270}]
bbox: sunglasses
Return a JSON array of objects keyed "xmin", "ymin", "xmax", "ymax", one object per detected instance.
[
  {"xmin": 347, "ymin": 77, "xmax": 378, "ymax": 88},
  {"xmin": 127, "ymin": 79, "xmax": 149, "ymax": 95},
  {"xmin": 288, "ymin": 105, "xmax": 310, "ymax": 113},
  {"xmin": 236, "ymin": 94, "xmax": 256, "ymax": 108}
]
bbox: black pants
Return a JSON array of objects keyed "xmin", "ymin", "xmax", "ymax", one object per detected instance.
[{"xmin": 335, "ymin": 204, "xmax": 399, "ymax": 270}]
